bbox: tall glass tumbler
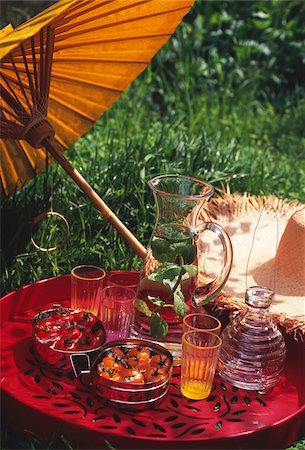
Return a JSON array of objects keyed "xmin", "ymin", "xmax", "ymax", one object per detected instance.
[
  {"xmin": 100, "ymin": 285, "xmax": 135, "ymax": 342},
  {"xmin": 183, "ymin": 313, "xmax": 221, "ymax": 335},
  {"xmin": 107, "ymin": 270, "xmax": 139, "ymax": 293},
  {"xmin": 71, "ymin": 265, "xmax": 106, "ymax": 315},
  {"xmin": 181, "ymin": 330, "xmax": 222, "ymax": 400}
]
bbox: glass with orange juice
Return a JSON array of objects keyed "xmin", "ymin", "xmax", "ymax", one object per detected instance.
[{"xmin": 180, "ymin": 330, "xmax": 222, "ymax": 400}]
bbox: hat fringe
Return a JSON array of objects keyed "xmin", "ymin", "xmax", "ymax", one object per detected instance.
[{"xmin": 201, "ymin": 188, "xmax": 302, "ymax": 222}]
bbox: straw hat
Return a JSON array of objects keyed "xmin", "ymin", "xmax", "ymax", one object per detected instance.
[{"xmin": 198, "ymin": 188, "xmax": 305, "ymax": 339}]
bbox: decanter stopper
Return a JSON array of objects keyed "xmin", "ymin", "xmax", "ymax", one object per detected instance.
[{"xmin": 218, "ymin": 286, "xmax": 286, "ymax": 392}]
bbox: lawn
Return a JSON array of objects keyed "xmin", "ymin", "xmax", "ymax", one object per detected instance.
[{"xmin": 1, "ymin": 1, "xmax": 305, "ymax": 449}]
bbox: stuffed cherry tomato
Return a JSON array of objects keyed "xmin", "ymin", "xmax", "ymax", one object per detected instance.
[{"xmin": 150, "ymin": 353, "xmax": 171, "ymax": 370}]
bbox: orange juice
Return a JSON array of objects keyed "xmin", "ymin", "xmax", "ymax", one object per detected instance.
[
  {"xmin": 180, "ymin": 379, "xmax": 212, "ymax": 400},
  {"xmin": 180, "ymin": 331, "xmax": 222, "ymax": 400}
]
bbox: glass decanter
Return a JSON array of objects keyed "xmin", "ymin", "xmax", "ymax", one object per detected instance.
[
  {"xmin": 130, "ymin": 174, "xmax": 233, "ymax": 359},
  {"xmin": 218, "ymin": 286, "xmax": 286, "ymax": 392}
]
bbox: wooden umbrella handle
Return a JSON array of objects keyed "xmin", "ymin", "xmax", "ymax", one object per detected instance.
[{"xmin": 42, "ymin": 137, "xmax": 147, "ymax": 260}]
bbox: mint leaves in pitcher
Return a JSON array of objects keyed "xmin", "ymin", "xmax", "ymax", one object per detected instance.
[{"xmin": 135, "ymin": 224, "xmax": 198, "ymax": 339}]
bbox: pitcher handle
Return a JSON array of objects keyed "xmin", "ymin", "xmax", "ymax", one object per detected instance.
[{"xmin": 193, "ymin": 222, "xmax": 233, "ymax": 307}]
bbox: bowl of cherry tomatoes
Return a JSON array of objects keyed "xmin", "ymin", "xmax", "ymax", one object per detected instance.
[
  {"xmin": 90, "ymin": 339, "xmax": 173, "ymax": 410},
  {"xmin": 32, "ymin": 305, "xmax": 106, "ymax": 376}
]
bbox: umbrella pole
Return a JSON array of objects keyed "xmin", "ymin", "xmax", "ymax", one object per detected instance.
[{"xmin": 42, "ymin": 137, "xmax": 147, "ymax": 260}]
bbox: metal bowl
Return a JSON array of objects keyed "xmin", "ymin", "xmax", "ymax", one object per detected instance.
[
  {"xmin": 90, "ymin": 338, "xmax": 173, "ymax": 410},
  {"xmin": 32, "ymin": 305, "xmax": 106, "ymax": 376}
]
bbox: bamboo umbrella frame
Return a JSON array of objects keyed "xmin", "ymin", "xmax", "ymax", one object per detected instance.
[
  {"xmin": 0, "ymin": 0, "xmax": 195, "ymax": 259},
  {"xmin": 0, "ymin": 24, "xmax": 147, "ymax": 258}
]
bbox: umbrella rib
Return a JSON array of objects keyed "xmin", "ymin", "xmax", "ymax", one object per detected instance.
[
  {"xmin": 30, "ymin": 36, "xmax": 39, "ymax": 96},
  {"xmin": 58, "ymin": 0, "xmax": 111, "ymax": 24},
  {"xmin": 0, "ymin": 104, "xmax": 21, "ymax": 123},
  {"xmin": 48, "ymin": 93, "xmax": 96, "ymax": 122},
  {"xmin": 20, "ymin": 42, "xmax": 37, "ymax": 111},
  {"xmin": 48, "ymin": 108, "xmax": 91, "ymax": 135},
  {"xmin": 55, "ymin": 0, "xmax": 152, "ymax": 34},
  {"xmin": 19, "ymin": 140, "xmax": 43, "ymax": 173},
  {"xmin": 0, "ymin": 71, "xmax": 25, "ymax": 112},
  {"xmin": 15, "ymin": 32, "xmax": 174, "ymax": 55},
  {"xmin": 0, "ymin": 71, "xmax": 33, "ymax": 114},
  {"xmin": 9, "ymin": 53, "xmax": 32, "ymax": 112},
  {"xmin": 51, "ymin": 57, "xmax": 149, "ymax": 64},
  {"xmin": 55, "ymin": 4, "xmax": 192, "ymax": 43},
  {"xmin": 0, "ymin": 80, "xmax": 29, "ymax": 125},
  {"xmin": 53, "ymin": 33, "xmax": 173, "ymax": 52},
  {"xmin": 8, "ymin": 55, "xmax": 150, "ymax": 65},
  {"xmin": 2, "ymin": 66, "xmax": 124, "ymax": 95},
  {"xmin": 39, "ymin": 28, "xmax": 45, "ymax": 99},
  {"xmin": 50, "ymin": 72, "xmax": 125, "ymax": 92},
  {"xmin": 43, "ymin": 26, "xmax": 55, "ymax": 105},
  {"xmin": 55, "ymin": 14, "xmax": 182, "ymax": 42},
  {"xmin": 51, "ymin": 133, "xmax": 68, "ymax": 150}
]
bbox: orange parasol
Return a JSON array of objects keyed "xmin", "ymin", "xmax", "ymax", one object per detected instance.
[{"xmin": 0, "ymin": 0, "xmax": 194, "ymax": 258}]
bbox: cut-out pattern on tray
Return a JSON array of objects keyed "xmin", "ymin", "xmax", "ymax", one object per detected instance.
[{"xmin": 18, "ymin": 342, "xmax": 273, "ymax": 440}]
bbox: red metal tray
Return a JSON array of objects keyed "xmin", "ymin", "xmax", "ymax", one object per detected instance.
[{"xmin": 1, "ymin": 273, "xmax": 304, "ymax": 449}]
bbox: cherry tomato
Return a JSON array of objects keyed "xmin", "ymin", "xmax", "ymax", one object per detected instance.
[
  {"xmin": 127, "ymin": 356, "xmax": 138, "ymax": 367},
  {"xmin": 97, "ymin": 363, "xmax": 105, "ymax": 375},
  {"xmin": 78, "ymin": 333, "xmax": 100, "ymax": 350},
  {"xmin": 120, "ymin": 368, "xmax": 144, "ymax": 383},
  {"xmin": 102, "ymin": 356, "xmax": 115, "ymax": 369},
  {"xmin": 63, "ymin": 320, "xmax": 76, "ymax": 332},
  {"xmin": 72, "ymin": 309, "xmax": 86, "ymax": 322},
  {"xmin": 111, "ymin": 372, "xmax": 124, "ymax": 383},
  {"xmin": 150, "ymin": 353, "xmax": 171, "ymax": 370},
  {"xmin": 34, "ymin": 307, "xmax": 105, "ymax": 352},
  {"xmin": 100, "ymin": 371, "xmax": 111, "ymax": 379},
  {"xmin": 89, "ymin": 321, "xmax": 106, "ymax": 343},
  {"xmin": 52, "ymin": 309, "xmax": 72, "ymax": 324},
  {"xmin": 94, "ymin": 327, "xmax": 106, "ymax": 343},
  {"xmin": 35, "ymin": 325, "xmax": 59, "ymax": 341},
  {"xmin": 136, "ymin": 359, "xmax": 150, "ymax": 373},
  {"xmin": 127, "ymin": 347, "xmax": 138, "ymax": 358},
  {"xmin": 110, "ymin": 346, "xmax": 125, "ymax": 358},
  {"xmin": 69, "ymin": 327, "xmax": 82, "ymax": 341},
  {"xmin": 137, "ymin": 347, "xmax": 150, "ymax": 361},
  {"xmin": 39, "ymin": 318, "xmax": 55, "ymax": 329},
  {"xmin": 99, "ymin": 370, "xmax": 124, "ymax": 383},
  {"xmin": 145, "ymin": 366, "xmax": 167, "ymax": 383},
  {"xmin": 127, "ymin": 346, "xmax": 150, "ymax": 361},
  {"xmin": 53, "ymin": 336, "xmax": 77, "ymax": 351},
  {"xmin": 84, "ymin": 312, "xmax": 98, "ymax": 325}
]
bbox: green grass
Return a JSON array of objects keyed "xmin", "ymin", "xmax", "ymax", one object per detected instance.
[
  {"xmin": 2, "ymin": 69, "xmax": 304, "ymax": 294},
  {"xmin": 1, "ymin": 1, "xmax": 305, "ymax": 449},
  {"xmin": 2, "ymin": 0, "xmax": 305, "ymax": 294}
]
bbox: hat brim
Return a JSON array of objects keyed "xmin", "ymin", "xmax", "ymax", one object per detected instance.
[{"xmin": 198, "ymin": 189, "xmax": 305, "ymax": 339}]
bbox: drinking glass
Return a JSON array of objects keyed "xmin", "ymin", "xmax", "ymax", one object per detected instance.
[
  {"xmin": 183, "ymin": 313, "xmax": 221, "ymax": 335},
  {"xmin": 107, "ymin": 270, "xmax": 139, "ymax": 293},
  {"xmin": 99, "ymin": 285, "xmax": 135, "ymax": 341},
  {"xmin": 71, "ymin": 265, "xmax": 106, "ymax": 315},
  {"xmin": 181, "ymin": 330, "xmax": 222, "ymax": 400}
]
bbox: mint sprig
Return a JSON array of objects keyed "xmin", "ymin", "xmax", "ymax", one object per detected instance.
[
  {"xmin": 135, "ymin": 232, "xmax": 197, "ymax": 339},
  {"xmin": 150, "ymin": 312, "xmax": 169, "ymax": 339}
]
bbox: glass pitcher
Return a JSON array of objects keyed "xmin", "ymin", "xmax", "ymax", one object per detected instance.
[{"xmin": 130, "ymin": 174, "xmax": 233, "ymax": 358}]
